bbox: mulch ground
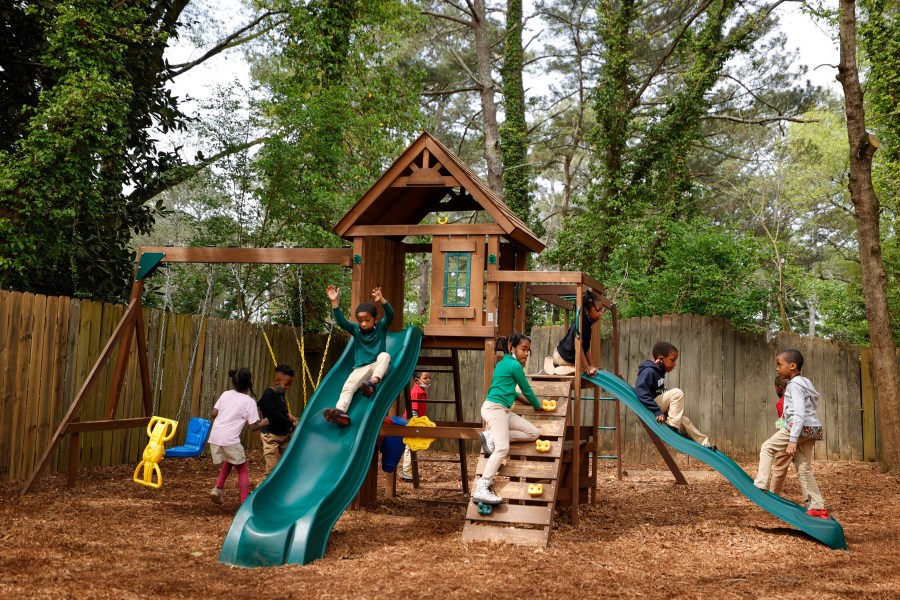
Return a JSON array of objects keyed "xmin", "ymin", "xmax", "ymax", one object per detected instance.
[{"xmin": 1, "ymin": 452, "xmax": 898, "ymax": 600}]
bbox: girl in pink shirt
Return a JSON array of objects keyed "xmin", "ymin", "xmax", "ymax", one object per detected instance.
[{"xmin": 207, "ymin": 368, "xmax": 268, "ymax": 505}]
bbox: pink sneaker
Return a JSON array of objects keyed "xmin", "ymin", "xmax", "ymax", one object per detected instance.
[{"xmin": 806, "ymin": 508, "xmax": 829, "ymax": 519}]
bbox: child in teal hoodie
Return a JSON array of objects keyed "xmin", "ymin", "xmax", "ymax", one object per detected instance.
[{"xmin": 471, "ymin": 333, "xmax": 542, "ymax": 505}]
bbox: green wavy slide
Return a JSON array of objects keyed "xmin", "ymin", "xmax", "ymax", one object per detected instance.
[
  {"xmin": 219, "ymin": 326, "xmax": 423, "ymax": 567},
  {"xmin": 584, "ymin": 371, "xmax": 847, "ymax": 550}
]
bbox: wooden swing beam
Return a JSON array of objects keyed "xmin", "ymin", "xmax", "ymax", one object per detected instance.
[{"xmin": 21, "ymin": 246, "xmax": 353, "ymax": 496}]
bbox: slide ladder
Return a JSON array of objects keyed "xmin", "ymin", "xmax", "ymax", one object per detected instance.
[
  {"xmin": 218, "ymin": 326, "xmax": 423, "ymax": 567},
  {"xmin": 584, "ymin": 370, "xmax": 847, "ymax": 550},
  {"xmin": 461, "ymin": 380, "xmax": 572, "ymax": 547}
]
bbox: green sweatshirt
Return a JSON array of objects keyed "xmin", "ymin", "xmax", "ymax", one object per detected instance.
[
  {"xmin": 485, "ymin": 354, "xmax": 541, "ymax": 409},
  {"xmin": 333, "ymin": 302, "xmax": 394, "ymax": 368}
]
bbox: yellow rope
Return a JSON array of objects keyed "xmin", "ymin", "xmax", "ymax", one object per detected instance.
[
  {"xmin": 316, "ymin": 332, "xmax": 332, "ymax": 388},
  {"xmin": 294, "ymin": 330, "xmax": 332, "ymax": 408},
  {"xmin": 262, "ymin": 329, "xmax": 278, "ymax": 367}
]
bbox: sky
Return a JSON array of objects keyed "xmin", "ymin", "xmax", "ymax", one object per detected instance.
[{"xmin": 163, "ymin": 2, "xmax": 842, "ymax": 131}]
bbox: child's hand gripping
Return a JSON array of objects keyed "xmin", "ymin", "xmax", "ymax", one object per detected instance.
[{"xmin": 371, "ymin": 287, "xmax": 384, "ymax": 304}]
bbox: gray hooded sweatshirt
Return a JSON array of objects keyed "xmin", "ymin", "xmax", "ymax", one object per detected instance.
[{"xmin": 783, "ymin": 375, "xmax": 822, "ymax": 443}]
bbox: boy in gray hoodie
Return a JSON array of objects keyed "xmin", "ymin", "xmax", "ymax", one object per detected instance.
[{"xmin": 754, "ymin": 349, "xmax": 829, "ymax": 518}]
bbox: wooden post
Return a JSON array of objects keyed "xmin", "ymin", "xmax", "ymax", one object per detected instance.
[
  {"xmin": 641, "ymin": 422, "xmax": 688, "ymax": 485},
  {"xmin": 571, "ymin": 287, "xmax": 582, "ymax": 526},
  {"xmin": 612, "ymin": 303, "xmax": 622, "ymax": 481},
  {"xmin": 452, "ymin": 349, "xmax": 470, "ymax": 494}
]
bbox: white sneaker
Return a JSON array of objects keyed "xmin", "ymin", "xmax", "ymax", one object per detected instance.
[
  {"xmin": 472, "ymin": 478, "xmax": 503, "ymax": 505},
  {"xmin": 399, "ymin": 471, "xmax": 413, "ymax": 481},
  {"xmin": 479, "ymin": 431, "xmax": 495, "ymax": 457},
  {"xmin": 209, "ymin": 487, "xmax": 223, "ymax": 505}
]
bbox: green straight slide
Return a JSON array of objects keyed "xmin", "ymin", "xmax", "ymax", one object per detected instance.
[
  {"xmin": 219, "ymin": 326, "xmax": 423, "ymax": 567},
  {"xmin": 584, "ymin": 371, "xmax": 847, "ymax": 550}
]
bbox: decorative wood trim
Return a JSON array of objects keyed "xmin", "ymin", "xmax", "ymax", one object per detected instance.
[
  {"xmin": 437, "ymin": 307, "xmax": 476, "ymax": 319},
  {"xmin": 423, "ymin": 324, "xmax": 495, "ymax": 337},
  {"xmin": 436, "ymin": 240, "xmax": 478, "ymax": 252},
  {"xmin": 347, "ymin": 224, "xmax": 504, "ymax": 237},
  {"xmin": 390, "ymin": 175, "xmax": 460, "ymax": 187}
]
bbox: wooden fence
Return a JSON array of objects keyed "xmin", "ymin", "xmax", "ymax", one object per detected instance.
[
  {"xmin": 0, "ymin": 290, "xmax": 344, "ymax": 483},
  {"xmin": 0, "ymin": 289, "xmax": 890, "ymax": 482},
  {"xmin": 425, "ymin": 316, "xmax": 885, "ymax": 463}
]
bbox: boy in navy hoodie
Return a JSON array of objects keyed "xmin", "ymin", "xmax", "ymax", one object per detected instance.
[{"xmin": 635, "ymin": 341, "xmax": 716, "ymax": 451}]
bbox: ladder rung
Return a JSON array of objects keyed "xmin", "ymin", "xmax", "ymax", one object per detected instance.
[
  {"xmin": 597, "ymin": 426, "xmax": 617, "ymax": 430},
  {"xmin": 415, "ymin": 457, "xmax": 466, "ymax": 464},
  {"xmin": 596, "ymin": 455, "xmax": 618, "ymax": 460}
]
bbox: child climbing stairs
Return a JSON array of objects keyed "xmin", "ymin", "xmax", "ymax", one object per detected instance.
[{"xmin": 461, "ymin": 379, "xmax": 571, "ymax": 547}]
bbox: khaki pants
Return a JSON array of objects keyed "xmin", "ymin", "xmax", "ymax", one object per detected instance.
[
  {"xmin": 401, "ymin": 447, "xmax": 413, "ymax": 474},
  {"xmin": 550, "ymin": 349, "xmax": 577, "ymax": 376},
  {"xmin": 260, "ymin": 432, "xmax": 292, "ymax": 475},
  {"xmin": 336, "ymin": 352, "xmax": 391, "ymax": 412},
  {"xmin": 656, "ymin": 389, "xmax": 710, "ymax": 447},
  {"xmin": 768, "ymin": 450, "xmax": 793, "ymax": 494},
  {"xmin": 480, "ymin": 401, "xmax": 540, "ymax": 480},
  {"xmin": 754, "ymin": 427, "xmax": 824, "ymax": 510}
]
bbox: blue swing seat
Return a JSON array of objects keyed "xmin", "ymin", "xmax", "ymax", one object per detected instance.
[{"xmin": 165, "ymin": 417, "xmax": 212, "ymax": 458}]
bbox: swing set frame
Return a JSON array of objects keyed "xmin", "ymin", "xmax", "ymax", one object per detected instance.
[{"xmin": 21, "ymin": 246, "xmax": 352, "ymax": 496}]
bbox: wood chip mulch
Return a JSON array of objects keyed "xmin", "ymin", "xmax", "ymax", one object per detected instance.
[{"xmin": 1, "ymin": 452, "xmax": 898, "ymax": 599}]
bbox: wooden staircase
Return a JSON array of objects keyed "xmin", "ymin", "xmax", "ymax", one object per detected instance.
[{"xmin": 461, "ymin": 380, "xmax": 571, "ymax": 546}]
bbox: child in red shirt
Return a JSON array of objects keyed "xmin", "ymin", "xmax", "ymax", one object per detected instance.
[{"xmin": 400, "ymin": 371, "xmax": 431, "ymax": 480}]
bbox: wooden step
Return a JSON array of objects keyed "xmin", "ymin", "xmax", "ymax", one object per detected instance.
[
  {"xmin": 476, "ymin": 457, "xmax": 559, "ymax": 479},
  {"xmin": 527, "ymin": 380, "xmax": 572, "ymax": 398},
  {"xmin": 527, "ymin": 418, "xmax": 566, "ymax": 438},
  {"xmin": 510, "ymin": 400, "xmax": 568, "ymax": 418},
  {"xmin": 465, "ymin": 502, "xmax": 553, "ymax": 526},
  {"xmin": 489, "ymin": 480, "xmax": 558, "ymax": 501},
  {"xmin": 506, "ymin": 439, "xmax": 562, "ymax": 458},
  {"xmin": 461, "ymin": 522, "xmax": 548, "ymax": 546}
]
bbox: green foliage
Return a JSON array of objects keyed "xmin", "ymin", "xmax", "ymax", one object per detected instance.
[
  {"xmin": 0, "ymin": 0, "xmax": 186, "ymax": 300},
  {"xmin": 612, "ymin": 218, "xmax": 768, "ymax": 327}
]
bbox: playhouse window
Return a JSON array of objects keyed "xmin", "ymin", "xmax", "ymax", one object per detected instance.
[{"xmin": 443, "ymin": 252, "xmax": 471, "ymax": 307}]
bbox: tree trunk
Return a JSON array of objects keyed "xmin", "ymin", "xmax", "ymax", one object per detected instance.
[
  {"xmin": 836, "ymin": 0, "xmax": 900, "ymax": 471},
  {"xmin": 472, "ymin": 0, "xmax": 503, "ymax": 194},
  {"xmin": 500, "ymin": 0, "xmax": 535, "ymax": 230}
]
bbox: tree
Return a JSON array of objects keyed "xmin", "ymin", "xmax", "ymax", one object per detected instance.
[
  {"xmin": 422, "ymin": 0, "xmax": 504, "ymax": 193},
  {"xmin": 500, "ymin": 0, "xmax": 540, "ymax": 233},
  {"xmin": 0, "ymin": 0, "xmax": 286, "ymax": 300},
  {"xmin": 836, "ymin": 0, "xmax": 900, "ymax": 470}
]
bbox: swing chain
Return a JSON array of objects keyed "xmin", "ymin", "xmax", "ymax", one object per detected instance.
[{"xmin": 174, "ymin": 265, "xmax": 215, "ymax": 423}]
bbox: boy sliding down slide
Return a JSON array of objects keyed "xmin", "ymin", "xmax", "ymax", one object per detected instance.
[
  {"xmin": 635, "ymin": 341, "xmax": 717, "ymax": 451},
  {"xmin": 322, "ymin": 285, "xmax": 393, "ymax": 427}
]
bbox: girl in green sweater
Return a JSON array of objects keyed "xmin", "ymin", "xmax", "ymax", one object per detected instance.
[{"xmin": 472, "ymin": 333, "xmax": 542, "ymax": 505}]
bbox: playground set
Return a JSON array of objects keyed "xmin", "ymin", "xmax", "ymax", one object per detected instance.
[{"xmin": 20, "ymin": 132, "xmax": 846, "ymax": 567}]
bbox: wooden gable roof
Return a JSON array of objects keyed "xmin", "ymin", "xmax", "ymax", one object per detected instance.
[{"xmin": 332, "ymin": 131, "xmax": 545, "ymax": 253}]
